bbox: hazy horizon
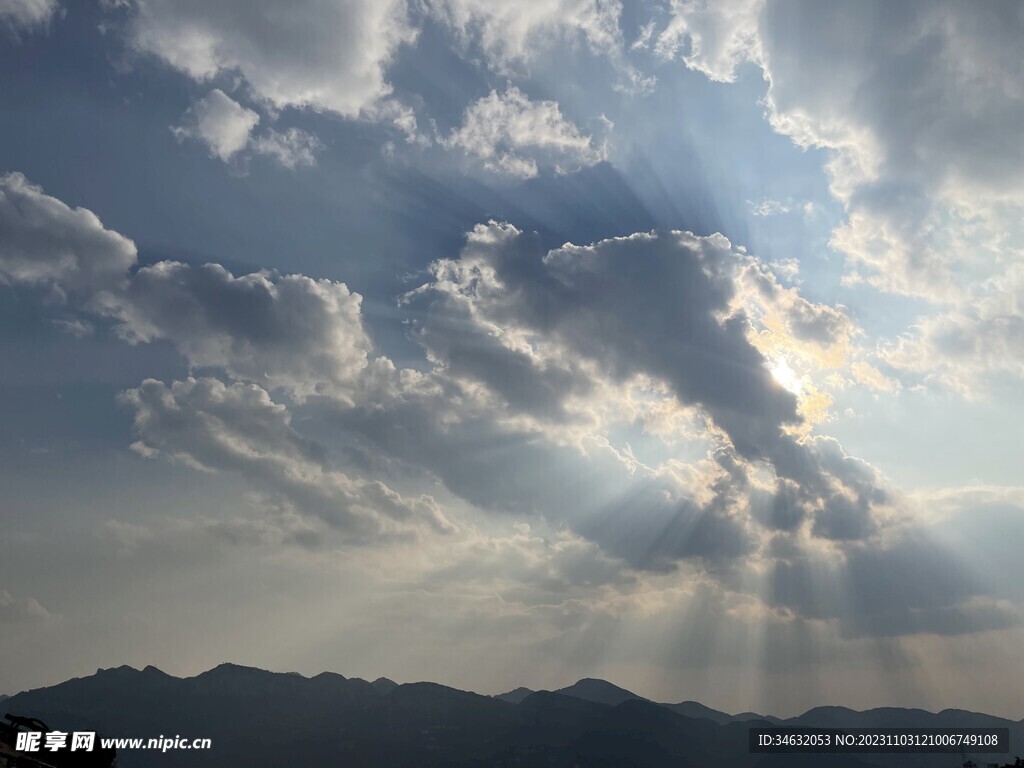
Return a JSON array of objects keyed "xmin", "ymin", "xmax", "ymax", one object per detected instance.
[{"xmin": 2, "ymin": 0, "xmax": 1022, "ymax": 721}]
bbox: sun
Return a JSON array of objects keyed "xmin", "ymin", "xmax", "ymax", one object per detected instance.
[{"xmin": 768, "ymin": 357, "xmax": 802, "ymax": 396}]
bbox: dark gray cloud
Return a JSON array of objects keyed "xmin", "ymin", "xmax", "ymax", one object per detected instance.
[
  {"xmin": 402, "ymin": 222, "xmax": 887, "ymax": 543},
  {"xmin": 0, "ymin": 172, "xmax": 376, "ymax": 402}
]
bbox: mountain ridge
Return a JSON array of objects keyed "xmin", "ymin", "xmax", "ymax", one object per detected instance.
[{"xmin": 4, "ymin": 665, "xmax": 1020, "ymax": 768}]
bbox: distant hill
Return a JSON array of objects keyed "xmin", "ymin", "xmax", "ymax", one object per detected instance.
[
  {"xmin": 494, "ymin": 686, "xmax": 534, "ymax": 704},
  {"xmin": 551, "ymin": 679, "xmax": 779, "ymax": 726},
  {"xmin": 663, "ymin": 699, "xmax": 741, "ymax": 725},
  {"xmin": 554, "ymin": 677, "xmax": 642, "ymax": 706},
  {"xmin": 370, "ymin": 677, "xmax": 398, "ymax": 694},
  {"xmin": 3, "ymin": 665, "xmax": 1020, "ymax": 768}
]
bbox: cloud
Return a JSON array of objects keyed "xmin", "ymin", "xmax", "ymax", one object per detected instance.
[
  {"xmin": 409, "ymin": 222, "xmax": 798, "ymax": 462},
  {"xmin": 250, "ymin": 127, "xmax": 323, "ymax": 169},
  {"xmin": 109, "ymin": 262, "xmax": 376, "ymax": 402},
  {"xmin": 0, "ymin": 589, "xmax": 58, "ymax": 625},
  {"xmin": 443, "ymin": 87, "xmax": 608, "ymax": 178},
  {"xmin": 385, "ymin": 222, "xmax": 888, "ymax": 552},
  {"xmin": 125, "ymin": 0, "xmax": 414, "ymax": 118},
  {"xmin": 3, "ymin": 173, "xmax": 1018, "ymax": 643},
  {"xmin": 0, "ymin": 0, "xmax": 59, "ymax": 33},
  {"xmin": 758, "ymin": 1, "xmax": 1024, "ymax": 298},
  {"xmin": 0, "ymin": 171, "xmax": 136, "ymax": 298},
  {"xmin": 765, "ymin": 519, "xmax": 1023, "ymax": 638},
  {"xmin": 747, "ymin": 198, "xmax": 790, "ymax": 217},
  {"xmin": 657, "ymin": 0, "xmax": 1024, "ymax": 394},
  {"xmin": 430, "ymin": 0, "xmax": 628, "ymax": 74},
  {"xmin": 0, "ymin": 173, "xmax": 377, "ymax": 401},
  {"xmin": 0, "ymin": 174, "xmax": 886, "ymax": 563},
  {"xmin": 880, "ymin": 290, "xmax": 1024, "ymax": 397},
  {"xmin": 120, "ymin": 377, "xmax": 456, "ymax": 542},
  {"xmin": 172, "ymin": 91, "xmax": 323, "ymax": 168},
  {"xmin": 654, "ymin": 0, "xmax": 763, "ymax": 82},
  {"xmin": 171, "ymin": 89, "xmax": 260, "ymax": 162}
]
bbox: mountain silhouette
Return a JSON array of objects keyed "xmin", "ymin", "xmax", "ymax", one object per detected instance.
[
  {"xmin": 494, "ymin": 686, "xmax": 534, "ymax": 704},
  {"xmin": 3, "ymin": 665, "xmax": 1020, "ymax": 767},
  {"xmin": 554, "ymin": 678, "xmax": 643, "ymax": 706},
  {"xmin": 371, "ymin": 677, "xmax": 399, "ymax": 694}
]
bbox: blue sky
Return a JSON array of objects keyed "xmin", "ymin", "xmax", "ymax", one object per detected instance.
[{"xmin": 1, "ymin": 0, "xmax": 1022, "ymax": 718}]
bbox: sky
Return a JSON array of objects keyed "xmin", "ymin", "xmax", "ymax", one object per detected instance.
[{"xmin": 1, "ymin": 0, "xmax": 1022, "ymax": 719}]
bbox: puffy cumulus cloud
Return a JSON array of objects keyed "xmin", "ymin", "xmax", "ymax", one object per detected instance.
[
  {"xmin": 120, "ymin": 377, "xmax": 456, "ymax": 542},
  {"xmin": 0, "ymin": 172, "xmax": 890, "ymax": 562},
  {"xmin": 431, "ymin": 0, "xmax": 624, "ymax": 73},
  {"xmin": 0, "ymin": 0, "xmax": 59, "ymax": 33},
  {"xmin": 0, "ymin": 172, "xmax": 136, "ymax": 298},
  {"xmin": 730, "ymin": 248, "xmax": 857, "ymax": 372},
  {"xmin": 387, "ymin": 222, "xmax": 891, "ymax": 552},
  {"xmin": 0, "ymin": 174, "xmax": 375, "ymax": 401},
  {"xmin": 443, "ymin": 87, "xmax": 608, "ymax": 179},
  {"xmin": 124, "ymin": 0, "xmax": 414, "ymax": 117},
  {"xmin": 108, "ymin": 262, "xmax": 374, "ymax": 401},
  {"xmin": 880, "ymin": 287, "xmax": 1024, "ymax": 398},
  {"xmin": 171, "ymin": 89, "xmax": 260, "ymax": 162},
  {"xmin": 172, "ymin": 90, "xmax": 322, "ymax": 167},
  {"xmin": 411, "ymin": 222, "xmax": 801, "ymax": 461},
  {"xmin": 654, "ymin": 0, "xmax": 763, "ymax": 82}
]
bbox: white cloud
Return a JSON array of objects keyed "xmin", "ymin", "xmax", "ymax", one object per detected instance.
[
  {"xmin": 126, "ymin": 0, "xmax": 414, "ymax": 118},
  {"xmin": 0, "ymin": 0, "xmax": 59, "ymax": 32},
  {"xmin": 432, "ymin": 0, "xmax": 623, "ymax": 72},
  {"xmin": 881, "ymin": 296, "xmax": 1024, "ymax": 398},
  {"xmin": 171, "ymin": 89, "xmax": 260, "ymax": 162},
  {"xmin": 654, "ymin": 0, "xmax": 763, "ymax": 82},
  {"xmin": 250, "ymin": 127, "xmax": 323, "ymax": 168},
  {"xmin": 172, "ymin": 91, "xmax": 323, "ymax": 168},
  {"xmin": 444, "ymin": 86, "xmax": 608, "ymax": 178}
]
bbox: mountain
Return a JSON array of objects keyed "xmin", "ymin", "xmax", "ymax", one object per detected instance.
[
  {"xmin": 3, "ymin": 665, "xmax": 1020, "ymax": 768},
  {"xmin": 554, "ymin": 677, "xmax": 643, "ymax": 706},
  {"xmin": 663, "ymin": 700, "xmax": 740, "ymax": 725},
  {"xmin": 552, "ymin": 681, "xmax": 779, "ymax": 726},
  {"xmin": 371, "ymin": 677, "xmax": 398, "ymax": 694},
  {"xmin": 494, "ymin": 686, "xmax": 534, "ymax": 704}
]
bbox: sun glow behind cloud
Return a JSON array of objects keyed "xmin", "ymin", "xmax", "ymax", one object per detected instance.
[{"xmin": 768, "ymin": 356, "xmax": 802, "ymax": 396}]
